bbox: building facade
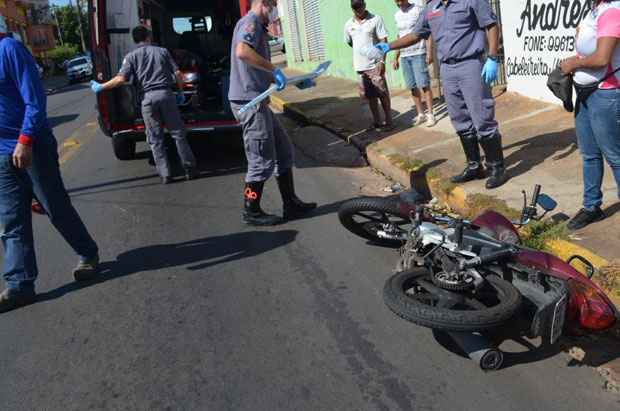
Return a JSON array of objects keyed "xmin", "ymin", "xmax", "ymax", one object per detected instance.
[
  {"xmin": 279, "ymin": 0, "xmax": 428, "ymax": 89},
  {"xmin": 0, "ymin": 0, "xmax": 54, "ymax": 66}
]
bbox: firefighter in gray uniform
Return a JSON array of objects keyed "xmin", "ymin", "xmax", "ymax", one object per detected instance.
[
  {"xmin": 229, "ymin": 0, "xmax": 317, "ymax": 226},
  {"xmin": 376, "ymin": 0, "xmax": 508, "ymax": 189},
  {"xmin": 91, "ymin": 25, "xmax": 199, "ymax": 184}
]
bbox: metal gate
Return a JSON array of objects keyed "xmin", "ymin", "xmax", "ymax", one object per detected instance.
[
  {"xmin": 301, "ymin": 0, "xmax": 326, "ymax": 61},
  {"xmin": 285, "ymin": 0, "xmax": 304, "ymax": 62},
  {"xmin": 490, "ymin": 0, "xmax": 507, "ymax": 85}
]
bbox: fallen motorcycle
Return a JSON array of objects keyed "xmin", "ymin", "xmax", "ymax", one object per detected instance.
[{"xmin": 339, "ymin": 186, "xmax": 618, "ymax": 371}]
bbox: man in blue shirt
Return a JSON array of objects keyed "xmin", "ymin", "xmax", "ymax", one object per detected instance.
[
  {"xmin": 0, "ymin": 30, "xmax": 99, "ymax": 312},
  {"xmin": 376, "ymin": 0, "xmax": 509, "ymax": 189}
]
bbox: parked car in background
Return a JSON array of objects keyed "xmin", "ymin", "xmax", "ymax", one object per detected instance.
[
  {"xmin": 66, "ymin": 57, "xmax": 93, "ymax": 84},
  {"xmin": 268, "ymin": 35, "xmax": 285, "ymax": 54}
]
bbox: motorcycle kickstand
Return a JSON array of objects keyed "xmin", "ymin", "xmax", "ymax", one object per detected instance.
[{"xmin": 446, "ymin": 331, "xmax": 503, "ymax": 372}]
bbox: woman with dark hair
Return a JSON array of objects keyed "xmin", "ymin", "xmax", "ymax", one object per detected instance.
[{"xmin": 560, "ymin": 0, "xmax": 620, "ymax": 230}]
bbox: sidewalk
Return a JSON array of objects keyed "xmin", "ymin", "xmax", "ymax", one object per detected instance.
[
  {"xmin": 271, "ymin": 68, "xmax": 620, "ymax": 387},
  {"xmin": 42, "ymin": 75, "xmax": 70, "ymax": 94}
]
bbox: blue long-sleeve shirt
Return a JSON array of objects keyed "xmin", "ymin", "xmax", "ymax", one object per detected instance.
[{"xmin": 0, "ymin": 35, "xmax": 52, "ymax": 155}]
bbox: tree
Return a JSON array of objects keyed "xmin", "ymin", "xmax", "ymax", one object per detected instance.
[
  {"xmin": 51, "ymin": 4, "xmax": 91, "ymax": 53},
  {"xmin": 47, "ymin": 44, "xmax": 78, "ymax": 61}
]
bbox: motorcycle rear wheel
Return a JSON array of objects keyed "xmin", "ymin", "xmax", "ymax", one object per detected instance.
[
  {"xmin": 338, "ymin": 197, "xmax": 408, "ymax": 247},
  {"xmin": 383, "ymin": 267, "xmax": 521, "ymax": 332}
]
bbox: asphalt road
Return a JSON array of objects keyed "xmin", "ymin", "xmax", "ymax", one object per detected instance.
[{"xmin": 0, "ymin": 84, "xmax": 618, "ymax": 410}]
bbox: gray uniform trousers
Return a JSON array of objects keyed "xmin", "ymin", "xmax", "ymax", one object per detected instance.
[
  {"xmin": 141, "ymin": 89, "xmax": 196, "ymax": 178},
  {"xmin": 230, "ymin": 100, "xmax": 294, "ymax": 182},
  {"xmin": 440, "ymin": 57, "xmax": 499, "ymax": 141}
]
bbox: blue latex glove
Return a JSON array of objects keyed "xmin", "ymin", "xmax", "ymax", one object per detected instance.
[
  {"xmin": 176, "ymin": 92, "xmax": 185, "ymax": 105},
  {"xmin": 274, "ymin": 66, "xmax": 287, "ymax": 91},
  {"xmin": 374, "ymin": 43, "xmax": 391, "ymax": 54},
  {"xmin": 90, "ymin": 80, "xmax": 102, "ymax": 94},
  {"xmin": 295, "ymin": 80, "xmax": 315, "ymax": 90},
  {"xmin": 481, "ymin": 58, "xmax": 498, "ymax": 84}
]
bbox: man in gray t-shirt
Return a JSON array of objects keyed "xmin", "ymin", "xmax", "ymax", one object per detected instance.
[
  {"xmin": 229, "ymin": 0, "xmax": 316, "ymax": 226},
  {"xmin": 90, "ymin": 25, "xmax": 198, "ymax": 184}
]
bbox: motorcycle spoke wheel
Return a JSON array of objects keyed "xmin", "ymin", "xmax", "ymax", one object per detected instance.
[
  {"xmin": 338, "ymin": 198, "xmax": 409, "ymax": 247},
  {"xmin": 383, "ymin": 267, "xmax": 522, "ymax": 332}
]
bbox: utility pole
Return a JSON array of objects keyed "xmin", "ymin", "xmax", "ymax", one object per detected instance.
[
  {"xmin": 51, "ymin": 6, "xmax": 65, "ymax": 47},
  {"xmin": 69, "ymin": 0, "xmax": 87, "ymax": 54}
]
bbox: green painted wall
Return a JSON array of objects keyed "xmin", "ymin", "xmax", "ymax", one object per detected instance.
[{"xmin": 280, "ymin": 0, "xmax": 418, "ymax": 89}]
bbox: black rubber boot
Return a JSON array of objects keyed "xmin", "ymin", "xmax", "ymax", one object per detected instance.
[
  {"xmin": 450, "ymin": 137, "xmax": 486, "ymax": 183},
  {"xmin": 275, "ymin": 168, "xmax": 317, "ymax": 220},
  {"xmin": 480, "ymin": 135, "xmax": 509, "ymax": 189},
  {"xmin": 243, "ymin": 181, "xmax": 282, "ymax": 226}
]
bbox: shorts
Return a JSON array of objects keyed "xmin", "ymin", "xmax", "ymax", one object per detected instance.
[
  {"xmin": 357, "ymin": 67, "xmax": 389, "ymax": 100},
  {"xmin": 401, "ymin": 54, "xmax": 430, "ymax": 90}
]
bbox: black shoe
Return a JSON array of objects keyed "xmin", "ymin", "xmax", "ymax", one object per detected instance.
[
  {"xmin": 275, "ymin": 168, "xmax": 317, "ymax": 220},
  {"xmin": 0, "ymin": 288, "xmax": 37, "ymax": 313},
  {"xmin": 161, "ymin": 176, "xmax": 173, "ymax": 185},
  {"xmin": 567, "ymin": 207, "xmax": 605, "ymax": 230},
  {"xmin": 451, "ymin": 162, "xmax": 486, "ymax": 183},
  {"xmin": 72, "ymin": 254, "xmax": 100, "ymax": 281},
  {"xmin": 451, "ymin": 137, "xmax": 486, "ymax": 183},
  {"xmin": 243, "ymin": 181, "xmax": 282, "ymax": 226},
  {"xmin": 184, "ymin": 166, "xmax": 200, "ymax": 180},
  {"xmin": 283, "ymin": 197, "xmax": 317, "ymax": 220},
  {"xmin": 485, "ymin": 162, "xmax": 509, "ymax": 189},
  {"xmin": 479, "ymin": 135, "xmax": 509, "ymax": 189}
]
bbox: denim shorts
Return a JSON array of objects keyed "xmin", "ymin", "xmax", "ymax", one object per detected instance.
[{"xmin": 401, "ymin": 54, "xmax": 430, "ymax": 90}]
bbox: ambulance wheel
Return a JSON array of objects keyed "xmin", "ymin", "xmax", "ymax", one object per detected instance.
[{"xmin": 112, "ymin": 135, "xmax": 136, "ymax": 160}]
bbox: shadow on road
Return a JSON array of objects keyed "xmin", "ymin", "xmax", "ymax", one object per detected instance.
[
  {"xmin": 47, "ymin": 83, "xmax": 89, "ymax": 96},
  {"xmin": 48, "ymin": 114, "xmax": 80, "ymax": 128},
  {"xmin": 37, "ymin": 230, "xmax": 299, "ymax": 302}
]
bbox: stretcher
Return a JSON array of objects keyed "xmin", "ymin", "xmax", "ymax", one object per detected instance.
[{"xmin": 238, "ymin": 61, "xmax": 332, "ymax": 114}]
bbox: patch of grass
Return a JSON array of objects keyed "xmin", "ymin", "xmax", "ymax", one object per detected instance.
[
  {"xmin": 466, "ymin": 193, "xmax": 522, "ymax": 221},
  {"xmin": 386, "ymin": 154, "xmax": 423, "ymax": 172},
  {"xmin": 366, "ymin": 143, "xmax": 386, "ymax": 153},
  {"xmin": 520, "ymin": 220, "xmax": 571, "ymax": 252},
  {"xmin": 597, "ymin": 260, "xmax": 620, "ymax": 296},
  {"xmin": 425, "ymin": 167, "xmax": 442, "ymax": 181},
  {"xmin": 435, "ymin": 178, "xmax": 457, "ymax": 196}
]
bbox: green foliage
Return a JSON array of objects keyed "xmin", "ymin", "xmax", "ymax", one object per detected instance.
[
  {"xmin": 386, "ymin": 154, "xmax": 423, "ymax": 172},
  {"xmin": 47, "ymin": 44, "xmax": 78, "ymax": 61},
  {"xmin": 521, "ymin": 220, "xmax": 571, "ymax": 252},
  {"xmin": 466, "ymin": 194, "xmax": 522, "ymax": 221},
  {"xmin": 435, "ymin": 178, "xmax": 456, "ymax": 195},
  {"xmin": 52, "ymin": 4, "xmax": 91, "ymax": 53}
]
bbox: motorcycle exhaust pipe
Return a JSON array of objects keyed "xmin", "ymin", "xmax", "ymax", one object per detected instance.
[{"xmin": 446, "ymin": 331, "xmax": 503, "ymax": 372}]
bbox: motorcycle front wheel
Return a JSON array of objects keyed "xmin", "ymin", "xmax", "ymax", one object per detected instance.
[
  {"xmin": 383, "ymin": 267, "xmax": 521, "ymax": 332},
  {"xmin": 338, "ymin": 197, "xmax": 409, "ymax": 247}
]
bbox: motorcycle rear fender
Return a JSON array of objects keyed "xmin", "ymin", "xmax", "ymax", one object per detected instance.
[
  {"xmin": 470, "ymin": 210, "xmax": 522, "ymax": 245},
  {"xmin": 515, "ymin": 249, "xmax": 618, "ymax": 320}
]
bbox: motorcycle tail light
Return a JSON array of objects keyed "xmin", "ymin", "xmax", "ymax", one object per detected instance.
[{"xmin": 567, "ymin": 279, "xmax": 617, "ymax": 331}]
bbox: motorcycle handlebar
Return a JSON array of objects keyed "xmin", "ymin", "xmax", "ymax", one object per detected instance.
[
  {"xmin": 432, "ymin": 215, "xmax": 530, "ymax": 228},
  {"xmin": 530, "ymin": 184, "xmax": 541, "ymax": 209}
]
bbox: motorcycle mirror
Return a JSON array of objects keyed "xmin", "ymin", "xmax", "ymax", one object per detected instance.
[{"xmin": 537, "ymin": 194, "xmax": 557, "ymax": 212}]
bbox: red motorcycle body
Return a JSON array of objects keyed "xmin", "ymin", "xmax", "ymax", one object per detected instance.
[
  {"xmin": 393, "ymin": 195, "xmax": 618, "ymax": 334},
  {"xmin": 469, "ymin": 210, "xmax": 618, "ymax": 332}
]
